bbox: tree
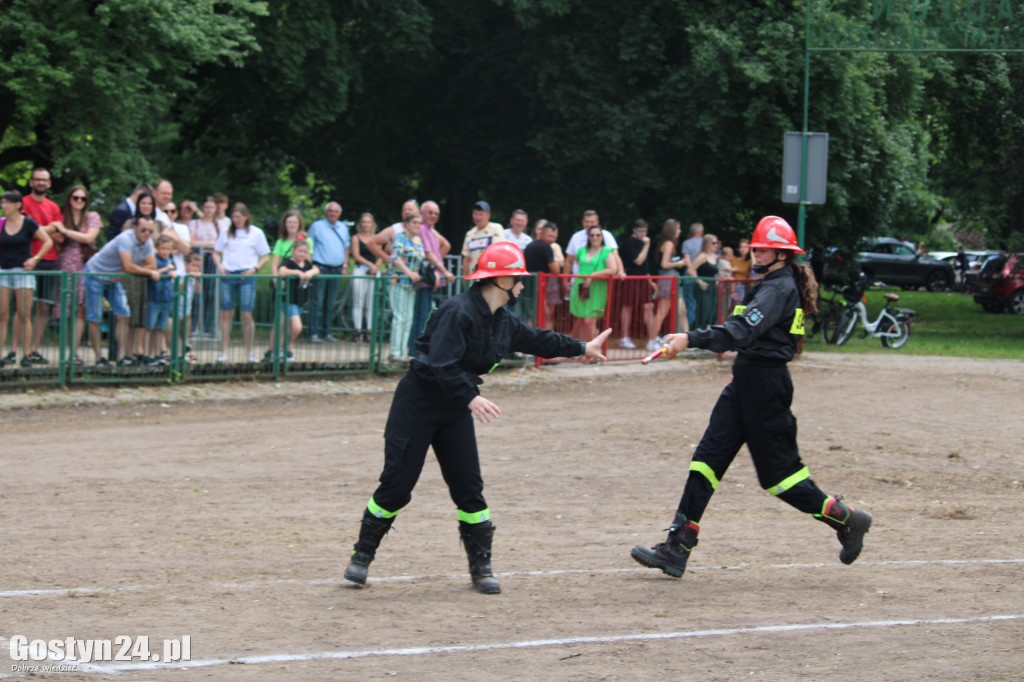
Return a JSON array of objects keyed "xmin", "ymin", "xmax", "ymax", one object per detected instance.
[{"xmin": 0, "ymin": 0, "xmax": 267, "ymax": 200}]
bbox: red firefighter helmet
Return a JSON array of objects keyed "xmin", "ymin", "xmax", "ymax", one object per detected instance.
[
  {"xmin": 465, "ymin": 241, "xmax": 530, "ymax": 280},
  {"xmin": 750, "ymin": 216, "xmax": 805, "ymax": 254}
]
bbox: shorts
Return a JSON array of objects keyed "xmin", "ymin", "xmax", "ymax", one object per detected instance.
[
  {"xmin": 0, "ymin": 267, "xmax": 36, "ymax": 290},
  {"xmin": 145, "ymin": 301, "xmax": 171, "ymax": 330},
  {"xmin": 288, "ymin": 303, "xmax": 302, "ymax": 318},
  {"xmin": 33, "ymin": 259, "xmax": 60, "ymax": 304},
  {"xmin": 654, "ymin": 271, "xmax": 678, "ymax": 300},
  {"xmin": 176, "ymin": 278, "xmax": 196, "ymax": 318},
  {"xmin": 84, "ymin": 276, "xmax": 131, "ymax": 322},
  {"xmin": 538, "ymin": 275, "xmax": 557, "ymax": 306},
  {"xmin": 618, "ymin": 278, "xmax": 653, "ymax": 308},
  {"xmin": 219, "ymin": 272, "xmax": 256, "ymax": 312},
  {"xmin": 125, "ymin": 276, "xmax": 148, "ymax": 327}
]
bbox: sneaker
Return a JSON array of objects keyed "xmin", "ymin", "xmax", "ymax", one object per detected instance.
[
  {"xmin": 246, "ymin": 353, "xmax": 256, "ymax": 363},
  {"xmin": 27, "ymin": 351, "xmax": 48, "ymax": 365},
  {"xmin": 216, "ymin": 353, "xmax": 227, "ymax": 363},
  {"xmin": 309, "ymin": 335, "xmax": 322, "ymax": 344},
  {"xmin": 20, "ymin": 356, "xmax": 33, "ymax": 369},
  {"xmin": 619, "ymin": 337, "xmax": 636, "ymax": 350},
  {"xmin": 323, "ymin": 335, "xmax": 340, "ymax": 343},
  {"xmin": 147, "ymin": 356, "xmax": 167, "ymax": 367},
  {"xmin": 646, "ymin": 339, "xmax": 662, "ymax": 352},
  {"xmin": 285, "ymin": 351, "xmax": 294, "ymax": 363},
  {"xmin": 262, "ymin": 350, "xmax": 275, "ymax": 363},
  {"xmin": 117, "ymin": 356, "xmax": 135, "ymax": 367},
  {"xmin": 95, "ymin": 357, "xmax": 111, "ymax": 368},
  {"xmin": 3, "ymin": 351, "xmax": 16, "ymax": 364}
]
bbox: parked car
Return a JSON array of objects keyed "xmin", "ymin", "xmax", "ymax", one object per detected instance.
[
  {"xmin": 824, "ymin": 238, "xmax": 955, "ymax": 291},
  {"xmin": 972, "ymin": 252, "xmax": 1024, "ymax": 314},
  {"xmin": 935, "ymin": 249, "xmax": 1002, "ymax": 291}
]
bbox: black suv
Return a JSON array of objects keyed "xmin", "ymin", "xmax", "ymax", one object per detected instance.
[{"xmin": 823, "ymin": 238, "xmax": 954, "ymax": 291}]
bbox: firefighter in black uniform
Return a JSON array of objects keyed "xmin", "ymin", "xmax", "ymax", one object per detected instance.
[
  {"xmin": 631, "ymin": 216, "xmax": 872, "ymax": 578},
  {"xmin": 345, "ymin": 241, "xmax": 612, "ymax": 593}
]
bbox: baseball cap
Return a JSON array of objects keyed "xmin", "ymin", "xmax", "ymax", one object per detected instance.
[{"xmin": 473, "ymin": 201, "xmax": 491, "ymax": 212}]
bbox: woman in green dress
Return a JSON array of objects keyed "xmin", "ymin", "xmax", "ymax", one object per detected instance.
[
  {"xmin": 688, "ymin": 234, "xmax": 721, "ymax": 329},
  {"xmin": 570, "ymin": 225, "xmax": 618, "ymax": 342}
]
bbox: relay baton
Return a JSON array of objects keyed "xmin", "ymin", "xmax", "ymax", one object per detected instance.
[{"xmin": 640, "ymin": 345, "xmax": 670, "ymax": 365}]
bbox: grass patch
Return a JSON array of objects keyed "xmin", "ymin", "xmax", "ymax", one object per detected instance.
[{"xmin": 804, "ymin": 288, "xmax": 1024, "ymax": 359}]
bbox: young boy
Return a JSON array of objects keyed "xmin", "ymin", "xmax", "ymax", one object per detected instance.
[
  {"xmin": 176, "ymin": 251, "xmax": 203, "ymax": 362},
  {"xmin": 145, "ymin": 235, "xmax": 177, "ymax": 365},
  {"xmin": 264, "ymin": 240, "xmax": 319, "ymax": 362}
]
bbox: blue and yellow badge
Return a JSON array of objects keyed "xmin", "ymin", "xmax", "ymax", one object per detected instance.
[
  {"xmin": 732, "ymin": 304, "xmax": 805, "ymax": 334},
  {"xmin": 743, "ymin": 307, "xmax": 764, "ymax": 327}
]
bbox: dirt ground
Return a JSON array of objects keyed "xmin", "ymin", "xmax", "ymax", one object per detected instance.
[{"xmin": 1, "ymin": 353, "xmax": 1022, "ymax": 681}]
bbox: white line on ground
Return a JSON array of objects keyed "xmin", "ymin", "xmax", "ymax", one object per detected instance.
[
  {"xmin": 1, "ymin": 558, "xmax": 1021, "ymax": 599},
  {"xmin": 7, "ymin": 613, "xmax": 1022, "ymax": 675}
]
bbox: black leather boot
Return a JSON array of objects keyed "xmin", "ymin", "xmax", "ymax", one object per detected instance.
[
  {"xmin": 631, "ymin": 512, "xmax": 700, "ymax": 578},
  {"xmin": 344, "ymin": 509, "xmax": 395, "ymax": 586},
  {"xmin": 818, "ymin": 495, "xmax": 872, "ymax": 565},
  {"xmin": 459, "ymin": 521, "xmax": 501, "ymax": 594}
]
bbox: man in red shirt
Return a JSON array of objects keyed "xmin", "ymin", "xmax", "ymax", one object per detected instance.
[{"xmin": 16, "ymin": 168, "xmax": 63, "ymax": 365}]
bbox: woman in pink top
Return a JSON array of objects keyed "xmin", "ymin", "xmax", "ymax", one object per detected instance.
[
  {"xmin": 54, "ymin": 185, "xmax": 102, "ymax": 363},
  {"xmin": 406, "ymin": 202, "xmax": 455, "ymax": 357}
]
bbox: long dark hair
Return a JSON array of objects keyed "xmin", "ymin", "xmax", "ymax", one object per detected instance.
[
  {"xmin": 658, "ymin": 219, "xmax": 680, "ymax": 253},
  {"xmin": 277, "ymin": 209, "xmax": 304, "ymax": 240},
  {"xmin": 61, "ymin": 184, "xmax": 90, "ymax": 230},
  {"xmin": 788, "ymin": 255, "xmax": 819, "ymax": 315},
  {"xmin": 135, "ymin": 191, "xmax": 157, "ymax": 219}
]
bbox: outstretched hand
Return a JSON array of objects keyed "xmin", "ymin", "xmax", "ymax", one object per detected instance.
[
  {"xmin": 584, "ymin": 328, "xmax": 613, "ymax": 362},
  {"xmin": 663, "ymin": 332, "xmax": 690, "ymax": 357}
]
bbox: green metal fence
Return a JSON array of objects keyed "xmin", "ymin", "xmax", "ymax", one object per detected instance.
[
  {"xmin": 1, "ymin": 269, "xmax": 704, "ymax": 390},
  {"xmin": 0, "ymin": 271, "xmax": 532, "ymax": 389}
]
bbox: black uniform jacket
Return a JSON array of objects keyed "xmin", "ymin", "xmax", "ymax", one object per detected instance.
[
  {"xmin": 686, "ymin": 267, "xmax": 803, "ymax": 363},
  {"xmin": 411, "ymin": 286, "xmax": 584, "ymax": 406}
]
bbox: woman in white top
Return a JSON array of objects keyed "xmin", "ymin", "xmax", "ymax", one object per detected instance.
[{"xmin": 212, "ymin": 203, "xmax": 270, "ymax": 362}]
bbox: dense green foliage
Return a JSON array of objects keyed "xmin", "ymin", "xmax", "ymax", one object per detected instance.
[{"xmin": 1, "ymin": 0, "xmax": 1021, "ymax": 252}]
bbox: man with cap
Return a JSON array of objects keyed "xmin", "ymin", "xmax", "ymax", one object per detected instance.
[{"xmin": 460, "ymin": 201, "xmax": 505, "ymax": 276}]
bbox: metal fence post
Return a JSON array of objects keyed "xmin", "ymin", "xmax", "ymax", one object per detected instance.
[{"xmin": 57, "ymin": 271, "xmax": 70, "ymax": 388}]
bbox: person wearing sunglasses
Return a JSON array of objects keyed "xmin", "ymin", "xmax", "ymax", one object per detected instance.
[
  {"xmin": 54, "ymin": 185, "xmax": 103, "ymax": 364},
  {"xmin": 82, "ymin": 215, "xmax": 163, "ymax": 367},
  {"xmin": 158, "ymin": 201, "xmax": 192, "ymax": 361},
  {"xmin": 687, "ymin": 234, "xmax": 723, "ymax": 330},
  {"xmin": 343, "ymin": 241, "xmax": 611, "ymax": 594}
]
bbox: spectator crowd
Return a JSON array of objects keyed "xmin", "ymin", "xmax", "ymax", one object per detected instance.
[{"xmin": 0, "ymin": 169, "xmax": 758, "ymax": 370}]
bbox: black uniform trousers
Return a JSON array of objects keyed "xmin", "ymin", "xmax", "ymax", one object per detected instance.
[
  {"xmin": 679, "ymin": 361, "xmax": 827, "ymax": 522},
  {"xmin": 370, "ymin": 372, "xmax": 487, "ymax": 516}
]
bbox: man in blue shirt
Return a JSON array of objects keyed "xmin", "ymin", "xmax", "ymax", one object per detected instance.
[
  {"xmin": 83, "ymin": 216, "xmax": 162, "ymax": 366},
  {"xmin": 306, "ymin": 201, "xmax": 350, "ymax": 342}
]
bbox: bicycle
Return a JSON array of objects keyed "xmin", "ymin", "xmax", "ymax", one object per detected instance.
[
  {"xmin": 825, "ymin": 275, "xmax": 916, "ymax": 348},
  {"xmin": 810, "ymin": 284, "xmax": 845, "ymax": 344}
]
